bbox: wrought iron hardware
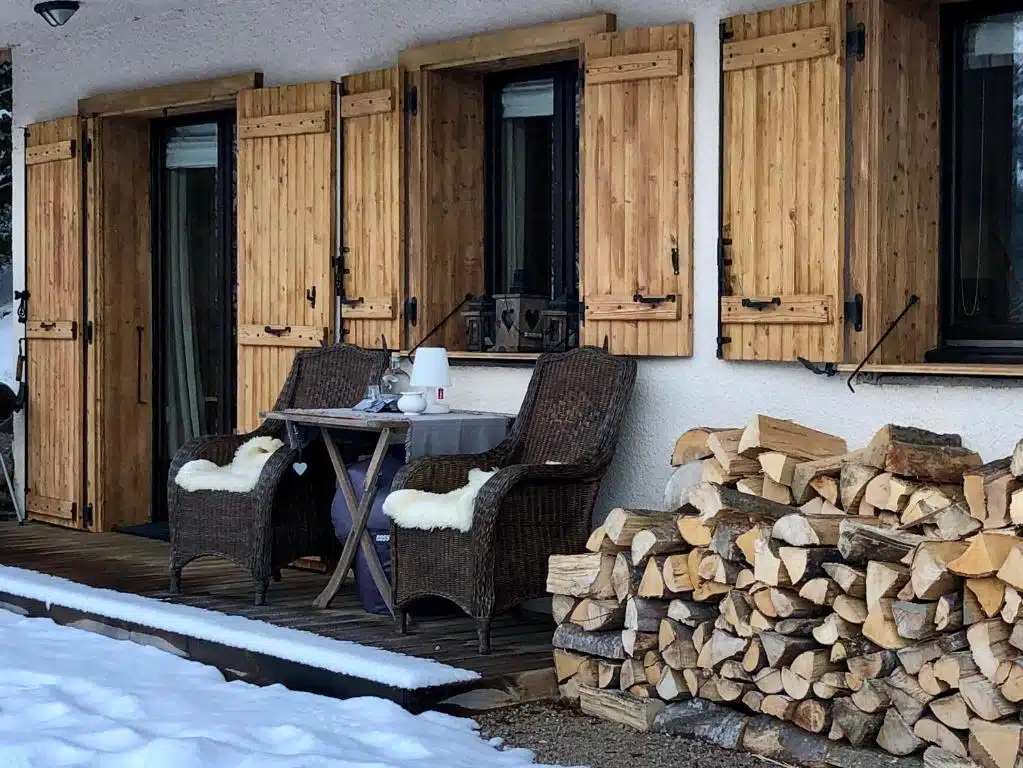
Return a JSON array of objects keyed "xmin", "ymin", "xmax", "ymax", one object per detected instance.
[
  {"xmin": 340, "ymin": 296, "xmax": 364, "ymax": 307},
  {"xmin": 847, "ymin": 294, "xmax": 919, "ymax": 393},
  {"xmin": 671, "ymin": 247, "xmax": 680, "ymax": 276},
  {"xmin": 14, "ymin": 290, "xmax": 28, "ymax": 324},
  {"xmin": 83, "ymin": 503, "xmax": 93, "ymax": 528},
  {"xmin": 306, "ymin": 286, "xmax": 316, "ymax": 309},
  {"xmin": 797, "ymin": 357, "xmax": 839, "ymax": 377},
  {"xmin": 720, "ymin": 21, "xmax": 734, "ymax": 42},
  {"xmin": 633, "ymin": 293, "xmax": 676, "ymax": 305},
  {"xmin": 741, "ymin": 297, "xmax": 781, "ymax": 310},
  {"xmin": 846, "ymin": 293, "xmax": 864, "ymax": 332},
  {"xmin": 578, "ymin": 300, "xmax": 586, "ymax": 323},
  {"xmin": 83, "ymin": 137, "xmax": 91, "ymax": 162},
  {"xmin": 846, "ymin": 23, "xmax": 866, "ymax": 61},
  {"xmin": 404, "ymin": 86, "xmax": 419, "ymax": 116},
  {"xmin": 39, "ymin": 322, "xmax": 55, "ymax": 330},
  {"xmin": 264, "ymin": 325, "xmax": 291, "ymax": 337},
  {"xmin": 85, "ymin": 320, "xmax": 93, "ymax": 345},
  {"xmin": 333, "ymin": 247, "xmax": 350, "ymax": 295},
  {"xmin": 405, "ymin": 297, "xmax": 418, "ymax": 327}
]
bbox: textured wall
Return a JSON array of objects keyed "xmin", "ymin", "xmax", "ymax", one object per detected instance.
[{"xmin": 10, "ymin": 0, "xmax": 1023, "ymax": 518}]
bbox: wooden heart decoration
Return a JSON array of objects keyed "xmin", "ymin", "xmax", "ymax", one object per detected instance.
[
  {"xmin": 293, "ymin": 462, "xmax": 308, "ymax": 476},
  {"xmin": 524, "ymin": 309, "xmax": 540, "ymax": 330},
  {"xmin": 501, "ymin": 308, "xmax": 515, "ymax": 330}
]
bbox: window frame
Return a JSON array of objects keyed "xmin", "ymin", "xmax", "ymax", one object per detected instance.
[
  {"xmin": 482, "ymin": 61, "xmax": 579, "ymax": 304},
  {"xmin": 938, "ymin": 0, "xmax": 1023, "ymax": 359}
]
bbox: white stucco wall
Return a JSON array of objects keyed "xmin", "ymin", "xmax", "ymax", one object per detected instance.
[{"xmin": 10, "ymin": 0, "xmax": 1023, "ymax": 519}]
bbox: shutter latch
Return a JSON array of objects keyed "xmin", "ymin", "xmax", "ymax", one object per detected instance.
[
  {"xmin": 845, "ymin": 293, "xmax": 864, "ymax": 332},
  {"xmin": 633, "ymin": 294, "xmax": 676, "ymax": 305},
  {"xmin": 405, "ymin": 297, "xmax": 418, "ymax": 327},
  {"xmin": 741, "ymin": 297, "xmax": 781, "ymax": 311},
  {"xmin": 846, "ymin": 23, "xmax": 866, "ymax": 61}
]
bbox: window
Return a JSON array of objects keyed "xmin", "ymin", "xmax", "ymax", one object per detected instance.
[
  {"xmin": 940, "ymin": 3, "xmax": 1023, "ymax": 361},
  {"xmin": 482, "ymin": 63, "xmax": 579, "ymax": 351}
]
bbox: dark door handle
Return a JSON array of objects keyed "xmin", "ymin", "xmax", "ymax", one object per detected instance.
[
  {"xmin": 633, "ymin": 294, "xmax": 676, "ymax": 305},
  {"xmin": 39, "ymin": 322, "xmax": 55, "ymax": 330},
  {"xmin": 306, "ymin": 286, "xmax": 316, "ymax": 309},
  {"xmin": 741, "ymin": 297, "xmax": 781, "ymax": 311},
  {"xmin": 264, "ymin": 325, "xmax": 291, "ymax": 337},
  {"xmin": 340, "ymin": 297, "xmax": 364, "ymax": 307}
]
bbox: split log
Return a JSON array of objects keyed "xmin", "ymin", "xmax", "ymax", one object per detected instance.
[
  {"xmin": 897, "ymin": 631, "xmax": 970, "ymax": 676},
  {"xmin": 841, "ymin": 463, "xmax": 882, "ymax": 513},
  {"xmin": 967, "ymin": 619, "xmax": 1013, "ymax": 683},
  {"xmin": 902, "ymin": 486, "xmax": 963, "ymax": 527},
  {"xmin": 735, "ymin": 569, "xmax": 757, "ymax": 589},
  {"xmin": 677, "ymin": 516, "xmax": 712, "ymax": 547},
  {"xmin": 866, "ymin": 472, "xmax": 907, "ymax": 512},
  {"xmin": 738, "ymin": 476, "xmax": 765, "ymax": 497},
  {"xmin": 924, "ymin": 745, "xmax": 976, "ymax": 768},
  {"xmin": 963, "ymin": 588, "xmax": 986, "ymax": 627},
  {"xmin": 552, "ymin": 594, "xmax": 579, "ymax": 624},
  {"xmin": 929, "ymin": 693, "xmax": 970, "ymax": 731},
  {"xmin": 810, "ymin": 475, "xmax": 841, "ymax": 506},
  {"xmin": 851, "ymin": 677, "xmax": 892, "ymax": 713},
  {"xmin": 697, "ymin": 676, "xmax": 727, "ymax": 703},
  {"xmin": 996, "ymin": 544, "xmax": 1023, "ymax": 592},
  {"xmin": 838, "ymin": 519, "xmax": 924, "ymax": 565},
  {"xmin": 554, "ymin": 649, "xmax": 599, "ymax": 685},
  {"xmin": 553, "ymin": 623, "xmax": 626, "ymax": 659},
  {"xmin": 998, "ymin": 659, "xmax": 1023, "ymax": 703},
  {"xmin": 708, "ymin": 428, "xmax": 762, "ymax": 475},
  {"xmin": 967, "ymin": 578, "xmax": 1006, "ymax": 618},
  {"xmin": 661, "ymin": 554, "xmax": 695, "ymax": 594},
  {"xmin": 834, "ymin": 595, "xmax": 868, "ymax": 624},
  {"xmin": 643, "ymin": 650, "xmax": 664, "ymax": 687},
  {"xmin": 693, "ymin": 580, "xmax": 731, "ymax": 602},
  {"xmin": 688, "ymin": 482, "xmax": 795, "ymax": 524},
  {"xmin": 736, "ymin": 522, "xmax": 772, "ymax": 566},
  {"xmin": 683, "ymin": 668, "xmax": 711, "ymax": 697},
  {"xmin": 759, "ymin": 451, "xmax": 799, "ymax": 485},
  {"xmin": 769, "ymin": 587, "xmax": 819, "ymax": 618},
  {"xmin": 604, "ymin": 508, "xmax": 675, "ymax": 546},
  {"xmin": 1013, "ymin": 488, "xmax": 1023, "ymax": 526},
  {"xmin": 709, "ymin": 520, "xmax": 749, "ymax": 562},
  {"xmin": 719, "ymin": 660, "xmax": 752, "ymax": 682},
  {"xmin": 716, "ymin": 677, "xmax": 753, "ymax": 703},
  {"xmin": 791, "ymin": 451, "xmax": 864, "ymax": 505},
  {"xmin": 743, "ymin": 638, "xmax": 766, "ymax": 674},
  {"xmin": 930, "ymin": 502, "xmax": 983, "ymax": 541},
  {"xmin": 892, "ymin": 600, "xmax": 940, "ymax": 641},
  {"xmin": 778, "ymin": 546, "xmax": 841, "ymax": 584},
  {"xmin": 947, "ymin": 533, "xmax": 1022, "ymax": 578},
  {"xmin": 743, "ymin": 690, "xmax": 765, "ymax": 713},
  {"xmin": 918, "ymin": 663, "xmax": 951, "ymax": 697},
  {"xmin": 832, "ymin": 698, "xmax": 884, "ymax": 746},
  {"xmin": 1001, "ymin": 586, "xmax": 1022, "ymax": 623},
  {"xmin": 763, "ymin": 477, "xmax": 794, "ymax": 505},
  {"xmin": 913, "ymin": 718, "xmax": 968, "ymax": 759},
  {"xmin": 789, "ymin": 649, "xmax": 841, "ymax": 681},
  {"xmin": 911, "ymin": 541, "xmax": 968, "ymax": 600},
  {"xmin": 759, "ymin": 632, "xmax": 817, "ymax": 667},
  {"xmin": 624, "ymin": 597, "xmax": 670, "ymax": 633},
  {"xmin": 658, "ymin": 619, "xmax": 698, "ymax": 670},
  {"xmin": 799, "ymin": 577, "xmax": 840, "ymax": 606},
  {"xmin": 773, "ymin": 514, "xmax": 841, "ymax": 547},
  {"xmin": 631, "ymin": 523, "xmax": 685, "ymax": 566},
  {"xmin": 792, "ymin": 699, "xmax": 831, "ymax": 734},
  {"xmin": 761, "ymin": 694, "xmax": 799, "ymax": 721},
  {"xmin": 968, "ymin": 718, "xmax": 1023, "ymax": 768},
  {"xmin": 780, "ymin": 670, "xmax": 810, "ymax": 701},
  {"xmin": 964, "ymin": 458, "xmax": 1018, "ymax": 528},
  {"xmin": 877, "ymin": 708, "xmax": 925, "ymax": 756},
  {"xmin": 598, "ymin": 660, "xmax": 622, "ymax": 689},
  {"xmin": 696, "ymin": 629, "xmax": 748, "ymax": 670},
  {"xmin": 547, "ymin": 553, "xmax": 615, "ymax": 598},
  {"xmin": 621, "ymin": 630, "xmax": 658, "ymax": 658},
  {"xmin": 738, "ymin": 414, "xmax": 847, "ymax": 460},
  {"xmin": 847, "ymin": 650, "xmax": 897, "ymax": 679},
  {"xmin": 933, "ymin": 651, "xmax": 978, "ymax": 689},
  {"xmin": 823, "ymin": 562, "xmax": 867, "ymax": 597},
  {"xmin": 655, "ymin": 666, "xmax": 690, "ymax": 701},
  {"xmin": 570, "ymin": 598, "xmax": 626, "ymax": 631},
  {"xmin": 666, "ymin": 599, "xmax": 719, "ymax": 628},
  {"xmin": 754, "ymin": 539, "xmax": 790, "ymax": 587},
  {"xmin": 672, "ymin": 427, "xmax": 728, "ymax": 466},
  {"xmin": 619, "ymin": 658, "xmax": 647, "ymax": 690},
  {"xmin": 579, "ymin": 685, "xmax": 664, "ymax": 731},
  {"xmin": 812, "ymin": 613, "xmax": 856, "ymax": 645},
  {"xmin": 866, "ymin": 561, "xmax": 910, "ymax": 610},
  {"xmin": 585, "ymin": 525, "xmax": 623, "ymax": 553},
  {"xmin": 702, "ymin": 457, "xmax": 745, "ymax": 486},
  {"xmin": 862, "ymin": 599, "xmax": 909, "ymax": 649},
  {"xmin": 860, "ymin": 424, "xmax": 980, "ymax": 483},
  {"xmin": 887, "ymin": 666, "xmax": 935, "ymax": 723},
  {"xmin": 720, "ymin": 589, "xmax": 754, "ymax": 638},
  {"xmin": 775, "ymin": 616, "xmax": 826, "ymax": 637},
  {"xmin": 959, "ymin": 673, "xmax": 1018, "ymax": 721},
  {"xmin": 831, "ymin": 637, "xmax": 883, "ymax": 664},
  {"xmin": 755, "ymin": 668, "xmax": 785, "ymax": 695},
  {"xmin": 637, "ymin": 555, "xmax": 675, "ymax": 599},
  {"xmin": 698, "ymin": 553, "xmax": 743, "ymax": 585}
]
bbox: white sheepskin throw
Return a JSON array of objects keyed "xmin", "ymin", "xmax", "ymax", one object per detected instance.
[
  {"xmin": 383, "ymin": 468, "xmax": 498, "ymax": 533},
  {"xmin": 175, "ymin": 436, "xmax": 285, "ymax": 493}
]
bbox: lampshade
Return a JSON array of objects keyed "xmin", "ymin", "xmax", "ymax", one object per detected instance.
[
  {"xmin": 35, "ymin": 1, "xmax": 79, "ymax": 27},
  {"xmin": 410, "ymin": 347, "xmax": 451, "ymax": 388}
]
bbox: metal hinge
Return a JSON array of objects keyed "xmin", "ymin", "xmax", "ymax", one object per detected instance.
[
  {"xmin": 720, "ymin": 21, "xmax": 734, "ymax": 43},
  {"xmin": 846, "ymin": 23, "xmax": 866, "ymax": 61},
  {"xmin": 716, "ymin": 336, "xmax": 732, "ymax": 358},
  {"xmin": 85, "ymin": 320, "xmax": 93, "ymax": 345},
  {"xmin": 578, "ymin": 301, "xmax": 585, "ymax": 323},
  {"xmin": 845, "ymin": 293, "xmax": 864, "ymax": 333},
  {"xmin": 83, "ymin": 137, "xmax": 92, "ymax": 162},
  {"xmin": 405, "ymin": 297, "xmax": 418, "ymax": 327},
  {"xmin": 83, "ymin": 502, "xmax": 93, "ymax": 528},
  {"xmin": 404, "ymin": 86, "xmax": 418, "ymax": 116}
]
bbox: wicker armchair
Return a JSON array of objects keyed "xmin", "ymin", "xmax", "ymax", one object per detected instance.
[
  {"xmin": 390, "ymin": 346, "xmax": 637, "ymax": 653},
  {"xmin": 168, "ymin": 343, "xmax": 388, "ymax": 604}
]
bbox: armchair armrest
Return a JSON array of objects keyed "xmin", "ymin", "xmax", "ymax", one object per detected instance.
[
  {"xmin": 393, "ymin": 453, "xmax": 499, "ymax": 495},
  {"xmin": 473, "ymin": 461, "xmax": 598, "ymax": 512},
  {"xmin": 168, "ymin": 433, "xmax": 249, "ymax": 481}
]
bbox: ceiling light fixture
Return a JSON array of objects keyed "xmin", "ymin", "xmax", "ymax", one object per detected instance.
[{"xmin": 34, "ymin": 1, "xmax": 80, "ymax": 28}]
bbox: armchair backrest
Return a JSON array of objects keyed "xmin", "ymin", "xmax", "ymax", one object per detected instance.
[
  {"xmin": 264, "ymin": 344, "xmax": 389, "ymax": 434},
  {"xmin": 508, "ymin": 347, "xmax": 637, "ymax": 468}
]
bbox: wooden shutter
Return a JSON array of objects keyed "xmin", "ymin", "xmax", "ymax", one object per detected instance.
[
  {"xmin": 407, "ymin": 69, "xmax": 485, "ymax": 349},
  {"xmin": 719, "ymin": 0, "xmax": 845, "ymax": 362},
  {"xmin": 580, "ymin": 24, "xmax": 694, "ymax": 357},
  {"xmin": 25, "ymin": 117, "xmax": 86, "ymax": 528},
  {"xmin": 85, "ymin": 117, "xmax": 152, "ymax": 532},
  {"xmin": 237, "ymin": 83, "xmax": 335, "ymax": 430},
  {"xmin": 340, "ymin": 68, "xmax": 404, "ymax": 350}
]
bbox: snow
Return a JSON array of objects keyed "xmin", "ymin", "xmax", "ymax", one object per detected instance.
[
  {"xmin": 0, "ymin": 565, "xmax": 479, "ymax": 690},
  {"xmin": 0, "ymin": 609, "xmax": 564, "ymax": 768}
]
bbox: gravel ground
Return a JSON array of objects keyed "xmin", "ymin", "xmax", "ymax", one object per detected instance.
[{"xmin": 476, "ymin": 702, "xmax": 765, "ymax": 768}]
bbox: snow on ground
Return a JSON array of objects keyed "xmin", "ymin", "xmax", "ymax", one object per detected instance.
[
  {"xmin": 0, "ymin": 565, "xmax": 478, "ymax": 689},
  {"xmin": 0, "ymin": 609, "xmax": 567, "ymax": 768}
]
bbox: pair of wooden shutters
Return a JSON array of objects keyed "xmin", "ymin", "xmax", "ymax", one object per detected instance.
[{"xmin": 719, "ymin": 0, "xmax": 846, "ymax": 362}]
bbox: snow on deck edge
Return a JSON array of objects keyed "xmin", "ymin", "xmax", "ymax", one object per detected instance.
[{"xmin": 0, "ymin": 565, "xmax": 479, "ymax": 689}]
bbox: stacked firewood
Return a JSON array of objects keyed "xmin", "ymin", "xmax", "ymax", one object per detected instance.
[{"xmin": 548, "ymin": 415, "xmax": 1023, "ymax": 767}]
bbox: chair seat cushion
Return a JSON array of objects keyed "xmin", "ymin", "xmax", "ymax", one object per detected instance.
[
  {"xmin": 175, "ymin": 437, "xmax": 284, "ymax": 493},
  {"xmin": 383, "ymin": 468, "xmax": 497, "ymax": 532}
]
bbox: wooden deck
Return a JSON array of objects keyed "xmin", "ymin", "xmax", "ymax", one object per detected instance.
[{"xmin": 0, "ymin": 521, "xmax": 556, "ymax": 711}]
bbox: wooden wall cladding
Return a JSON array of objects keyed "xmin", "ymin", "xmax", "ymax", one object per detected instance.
[
  {"xmin": 719, "ymin": 0, "xmax": 846, "ymax": 363},
  {"xmin": 236, "ymin": 82, "xmax": 335, "ymax": 431},
  {"xmin": 341, "ymin": 67, "xmax": 404, "ymax": 351},
  {"xmin": 580, "ymin": 24, "xmax": 694, "ymax": 357},
  {"xmin": 24, "ymin": 116, "xmax": 86, "ymax": 529},
  {"xmin": 846, "ymin": 0, "xmax": 940, "ymax": 364}
]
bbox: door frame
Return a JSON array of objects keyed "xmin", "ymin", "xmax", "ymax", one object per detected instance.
[{"xmin": 149, "ymin": 110, "xmax": 238, "ymax": 522}]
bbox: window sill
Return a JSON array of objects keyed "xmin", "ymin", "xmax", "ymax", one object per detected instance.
[{"xmin": 836, "ymin": 363, "xmax": 1023, "ymax": 378}]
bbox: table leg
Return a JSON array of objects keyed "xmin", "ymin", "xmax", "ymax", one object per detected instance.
[{"xmin": 313, "ymin": 427, "xmax": 394, "ymax": 613}]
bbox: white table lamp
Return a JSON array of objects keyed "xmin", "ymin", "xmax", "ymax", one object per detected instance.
[{"xmin": 410, "ymin": 347, "xmax": 451, "ymax": 414}]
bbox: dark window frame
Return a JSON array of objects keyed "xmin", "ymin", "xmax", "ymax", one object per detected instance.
[
  {"xmin": 483, "ymin": 62, "xmax": 579, "ymax": 303},
  {"xmin": 936, "ymin": 0, "xmax": 1023, "ymax": 361}
]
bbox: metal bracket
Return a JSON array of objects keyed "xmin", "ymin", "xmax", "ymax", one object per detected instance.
[
  {"xmin": 671, "ymin": 247, "xmax": 680, "ymax": 276},
  {"xmin": 339, "ymin": 297, "xmax": 364, "ymax": 308},
  {"xmin": 264, "ymin": 325, "xmax": 291, "ymax": 337},
  {"xmin": 716, "ymin": 335, "xmax": 732, "ymax": 358},
  {"xmin": 405, "ymin": 297, "xmax": 418, "ymax": 327},
  {"xmin": 741, "ymin": 297, "xmax": 781, "ymax": 311},
  {"xmin": 306, "ymin": 286, "xmax": 316, "ymax": 309},
  {"xmin": 797, "ymin": 357, "xmax": 839, "ymax": 377},
  {"xmin": 83, "ymin": 503, "xmax": 93, "ymax": 528},
  {"xmin": 846, "ymin": 23, "xmax": 866, "ymax": 61},
  {"xmin": 85, "ymin": 320, "xmax": 93, "ymax": 345},
  {"xmin": 846, "ymin": 294, "xmax": 920, "ymax": 393},
  {"xmin": 845, "ymin": 293, "xmax": 864, "ymax": 332},
  {"xmin": 633, "ymin": 294, "xmax": 676, "ymax": 305},
  {"xmin": 14, "ymin": 290, "xmax": 28, "ymax": 324}
]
